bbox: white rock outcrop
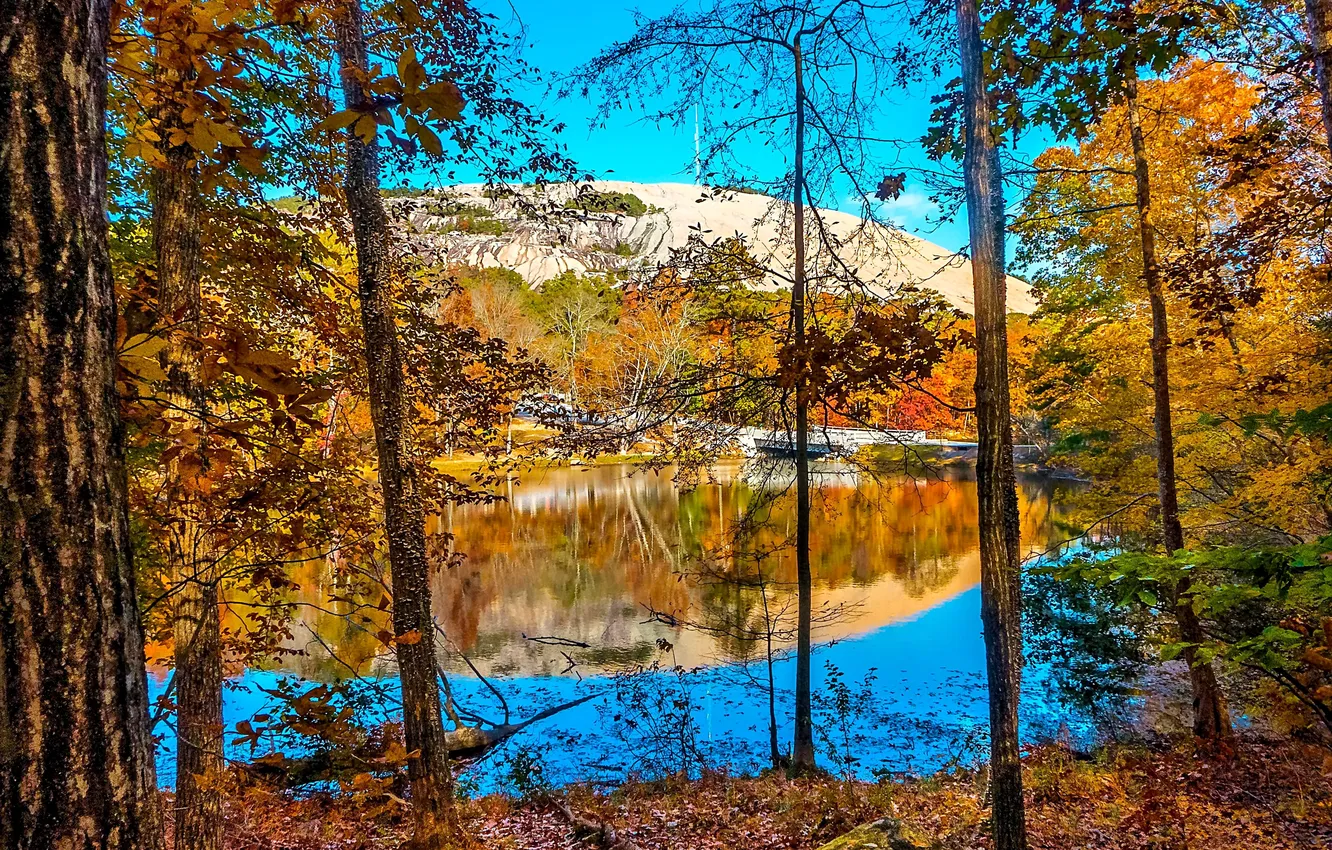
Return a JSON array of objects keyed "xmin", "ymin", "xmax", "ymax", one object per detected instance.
[{"xmin": 392, "ymin": 180, "xmax": 1034, "ymax": 315}]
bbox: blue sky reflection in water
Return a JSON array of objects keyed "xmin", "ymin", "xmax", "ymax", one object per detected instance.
[{"xmin": 149, "ymin": 464, "xmax": 1100, "ymax": 792}]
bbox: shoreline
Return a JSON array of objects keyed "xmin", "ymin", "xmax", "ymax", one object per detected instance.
[{"xmin": 197, "ymin": 733, "xmax": 1332, "ymax": 849}]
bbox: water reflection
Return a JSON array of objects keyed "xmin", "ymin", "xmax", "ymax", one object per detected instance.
[
  {"xmin": 149, "ymin": 463, "xmax": 1086, "ymax": 790},
  {"xmin": 276, "ymin": 462, "xmax": 1072, "ymax": 679}
]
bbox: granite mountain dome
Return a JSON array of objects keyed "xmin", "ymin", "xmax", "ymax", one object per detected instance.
[{"xmin": 392, "ymin": 181, "xmax": 1034, "ymax": 314}]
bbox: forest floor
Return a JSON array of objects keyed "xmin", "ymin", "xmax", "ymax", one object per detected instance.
[{"xmin": 202, "ymin": 734, "xmax": 1332, "ymax": 849}]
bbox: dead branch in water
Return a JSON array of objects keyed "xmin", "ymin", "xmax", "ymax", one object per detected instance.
[{"xmin": 244, "ymin": 692, "xmax": 599, "ymax": 787}]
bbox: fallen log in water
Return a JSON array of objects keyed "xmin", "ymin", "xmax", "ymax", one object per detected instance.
[
  {"xmin": 243, "ymin": 693, "xmax": 598, "ymax": 788},
  {"xmin": 441, "ymin": 693, "xmax": 598, "ymax": 760}
]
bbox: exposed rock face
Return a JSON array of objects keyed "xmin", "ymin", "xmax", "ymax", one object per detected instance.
[{"xmin": 391, "ymin": 180, "xmax": 1035, "ymax": 315}]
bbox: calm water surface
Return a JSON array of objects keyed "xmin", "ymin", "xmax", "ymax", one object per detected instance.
[{"xmin": 153, "ymin": 462, "xmax": 1093, "ymax": 790}]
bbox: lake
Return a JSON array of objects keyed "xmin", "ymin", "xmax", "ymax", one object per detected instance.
[{"xmin": 151, "ymin": 461, "xmax": 1105, "ymax": 792}]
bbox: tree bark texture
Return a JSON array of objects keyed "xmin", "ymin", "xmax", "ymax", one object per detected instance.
[
  {"xmin": 1122, "ymin": 59, "xmax": 1232, "ymax": 742},
  {"xmin": 0, "ymin": 0, "xmax": 166, "ymax": 847},
  {"xmin": 955, "ymin": 1, "xmax": 1027, "ymax": 848},
  {"xmin": 151, "ymin": 75, "xmax": 223, "ymax": 850},
  {"xmin": 332, "ymin": 3, "xmax": 456, "ymax": 845},
  {"xmin": 789, "ymin": 41, "xmax": 816, "ymax": 774},
  {"xmin": 1307, "ymin": 0, "xmax": 1332, "ymax": 150}
]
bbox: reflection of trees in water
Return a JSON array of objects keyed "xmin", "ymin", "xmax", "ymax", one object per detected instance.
[
  {"xmin": 680, "ymin": 471, "xmax": 977, "ymax": 662},
  {"xmin": 433, "ymin": 470, "xmax": 693, "ymax": 658},
  {"xmin": 268, "ymin": 466, "xmax": 1072, "ymax": 675}
]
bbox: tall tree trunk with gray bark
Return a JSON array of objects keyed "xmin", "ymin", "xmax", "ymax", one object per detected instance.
[
  {"xmin": 149, "ymin": 20, "xmax": 224, "ymax": 841},
  {"xmin": 1122, "ymin": 56, "xmax": 1231, "ymax": 742},
  {"xmin": 0, "ymin": 0, "xmax": 166, "ymax": 847},
  {"xmin": 955, "ymin": 0, "xmax": 1027, "ymax": 847},
  {"xmin": 332, "ymin": 2, "xmax": 457, "ymax": 846}
]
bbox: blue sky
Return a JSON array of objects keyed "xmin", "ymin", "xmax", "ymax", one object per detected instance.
[{"xmin": 427, "ymin": 0, "xmax": 979, "ymax": 251}]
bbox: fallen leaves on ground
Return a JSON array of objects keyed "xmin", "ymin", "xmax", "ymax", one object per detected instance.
[{"xmin": 203, "ymin": 736, "xmax": 1332, "ymax": 849}]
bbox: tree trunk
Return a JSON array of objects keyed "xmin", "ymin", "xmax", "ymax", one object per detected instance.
[
  {"xmin": 170, "ymin": 570, "xmax": 222, "ymax": 848},
  {"xmin": 762, "ymin": 587, "xmax": 782, "ymax": 770},
  {"xmin": 152, "ymin": 143, "xmax": 223, "ymax": 850},
  {"xmin": 955, "ymin": 1, "xmax": 1027, "ymax": 848},
  {"xmin": 332, "ymin": 3, "xmax": 457, "ymax": 846},
  {"xmin": 1122, "ymin": 59, "xmax": 1232, "ymax": 742},
  {"xmin": 0, "ymin": 1, "xmax": 166, "ymax": 848},
  {"xmin": 148, "ymin": 9, "xmax": 224, "ymax": 838},
  {"xmin": 789, "ymin": 41, "xmax": 816, "ymax": 774},
  {"xmin": 1307, "ymin": 0, "xmax": 1332, "ymax": 150}
]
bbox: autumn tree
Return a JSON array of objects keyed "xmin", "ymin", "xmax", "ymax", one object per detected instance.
[
  {"xmin": 447, "ymin": 265, "xmax": 544, "ymax": 354},
  {"xmin": 981, "ymin": 0, "xmax": 1234, "ymax": 741},
  {"xmin": 527, "ymin": 271, "xmax": 622, "ymax": 409},
  {"xmin": 1306, "ymin": 0, "xmax": 1332, "ymax": 147},
  {"xmin": 1020, "ymin": 60, "xmax": 1332, "ymax": 535},
  {"xmin": 0, "ymin": 0, "xmax": 165, "ymax": 846},
  {"xmin": 141, "ymin": 2, "xmax": 220, "ymax": 844},
  {"xmin": 330, "ymin": 0, "xmax": 462, "ymax": 842},
  {"xmin": 108, "ymin": 2, "xmax": 365, "ymax": 844},
  {"xmin": 938, "ymin": 0, "xmax": 1029, "ymax": 844},
  {"xmin": 576, "ymin": 0, "xmax": 942, "ymax": 773},
  {"xmin": 1120, "ymin": 11, "xmax": 1233, "ymax": 742},
  {"xmin": 1012, "ymin": 45, "xmax": 1332, "ymax": 760}
]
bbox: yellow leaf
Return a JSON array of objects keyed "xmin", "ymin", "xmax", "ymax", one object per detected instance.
[
  {"xmin": 313, "ymin": 109, "xmax": 362, "ymax": 133},
  {"xmin": 124, "ymin": 355, "xmax": 168, "ymax": 383},
  {"xmin": 211, "ymin": 121, "xmax": 245, "ymax": 148},
  {"xmin": 416, "ymin": 124, "xmax": 442, "ymax": 157},
  {"xmin": 189, "ymin": 118, "xmax": 216, "ymax": 153},
  {"xmin": 122, "ymin": 333, "xmax": 168, "ymax": 359},
  {"xmin": 354, "ymin": 114, "xmax": 378, "ymax": 143},
  {"xmin": 235, "ymin": 146, "xmax": 265, "ymax": 175},
  {"xmin": 383, "ymin": 740, "xmax": 410, "ymax": 764},
  {"xmin": 420, "ymin": 80, "xmax": 464, "ymax": 122},
  {"xmin": 238, "ymin": 349, "xmax": 299, "ymax": 371},
  {"xmin": 397, "ymin": 46, "xmax": 426, "ymax": 91}
]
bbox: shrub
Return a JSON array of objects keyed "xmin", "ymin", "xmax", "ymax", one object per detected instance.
[
  {"xmin": 458, "ymin": 217, "xmax": 509, "ymax": 236},
  {"xmin": 564, "ymin": 190, "xmax": 649, "ymax": 217},
  {"xmin": 600, "ymin": 662, "xmax": 709, "ymax": 780},
  {"xmin": 425, "ymin": 200, "xmax": 494, "ymax": 218},
  {"xmin": 382, "ymin": 186, "xmax": 432, "ymax": 198},
  {"xmin": 501, "ymin": 743, "xmax": 551, "ymax": 798},
  {"xmin": 434, "ymin": 215, "xmax": 509, "ymax": 236},
  {"xmin": 270, "ymin": 195, "xmax": 308, "ymax": 212}
]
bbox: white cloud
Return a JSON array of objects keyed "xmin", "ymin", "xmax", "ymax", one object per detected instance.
[{"xmin": 873, "ymin": 185, "xmax": 939, "ymax": 230}]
